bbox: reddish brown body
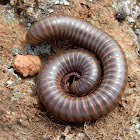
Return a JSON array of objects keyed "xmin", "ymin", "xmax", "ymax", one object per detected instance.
[{"xmin": 26, "ymin": 16, "xmax": 127, "ymax": 122}]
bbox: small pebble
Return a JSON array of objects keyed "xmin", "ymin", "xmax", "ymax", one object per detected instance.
[
  {"xmin": 115, "ymin": 10, "xmax": 126, "ymax": 22},
  {"xmin": 12, "ymin": 54, "xmax": 41, "ymax": 77},
  {"xmin": 129, "ymin": 82, "xmax": 135, "ymax": 88},
  {"xmin": 27, "ymin": 23, "xmax": 31, "ymax": 27},
  {"xmin": 48, "ymin": 9, "xmax": 54, "ymax": 13},
  {"xmin": 6, "ymin": 80, "xmax": 13, "ymax": 85}
]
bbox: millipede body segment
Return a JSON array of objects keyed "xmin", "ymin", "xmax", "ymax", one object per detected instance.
[{"xmin": 26, "ymin": 16, "xmax": 127, "ymax": 122}]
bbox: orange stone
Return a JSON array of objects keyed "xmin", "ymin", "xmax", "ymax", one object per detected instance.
[
  {"xmin": 12, "ymin": 54, "xmax": 41, "ymax": 77},
  {"xmin": 129, "ymin": 82, "xmax": 135, "ymax": 88}
]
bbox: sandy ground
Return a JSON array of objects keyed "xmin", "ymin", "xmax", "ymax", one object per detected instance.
[{"xmin": 0, "ymin": 0, "xmax": 140, "ymax": 140}]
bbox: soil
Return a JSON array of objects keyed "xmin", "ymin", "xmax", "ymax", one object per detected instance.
[{"xmin": 0, "ymin": 0, "xmax": 140, "ymax": 140}]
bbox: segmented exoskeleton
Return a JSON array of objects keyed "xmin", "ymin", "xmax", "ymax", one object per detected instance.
[{"xmin": 26, "ymin": 16, "xmax": 127, "ymax": 122}]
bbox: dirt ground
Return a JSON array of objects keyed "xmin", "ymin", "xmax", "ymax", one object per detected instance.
[{"xmin": 0, "ymin": 0, "xmax": 140, "ymax": 140}]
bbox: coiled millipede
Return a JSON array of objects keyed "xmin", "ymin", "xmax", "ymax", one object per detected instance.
[{"xmin": 26, "ymin": 16, "xmax": 127, "ymax": 122}]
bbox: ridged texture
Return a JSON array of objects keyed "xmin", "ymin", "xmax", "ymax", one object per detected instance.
[{"xmin": 26, "ymin": 16, "xmax": 127, "ymax": 122}]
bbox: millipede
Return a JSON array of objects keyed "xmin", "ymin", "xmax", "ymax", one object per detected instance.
[{"xmin": 26, "ymin": 16, "xmax": 127, "ymax": 122}]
